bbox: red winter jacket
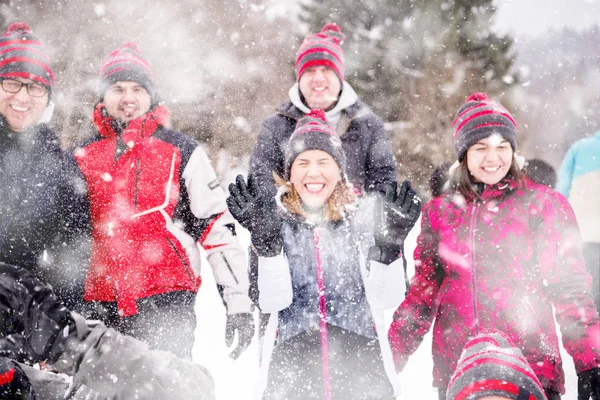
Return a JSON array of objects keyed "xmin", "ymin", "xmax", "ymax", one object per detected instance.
[
  {"xmin": 75, "ymin": 105, "xmax": 251, "ymax": 317},
  {"xmin": 389, "ymin": 177, "xmax": 600, "ymax": 394}
]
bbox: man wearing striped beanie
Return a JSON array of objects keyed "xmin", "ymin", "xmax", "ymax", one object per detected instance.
[
  {"xmin": 446, "ymin": 332, "xmax": 547, "ymax": 400},
  {"xmin": 76, "ymin": 42, "xmax": 255, "ymax": 361},
  {"xmin": 0, "ymin": 22, "xmax": 54, "ymax": 132},
  {"xmin": 249, "ymin": 22, "xmax": 398, "ymax": 198},
  {"xmin": 0, "ymin": 22, "xmax": 90, "ymax": 316}
]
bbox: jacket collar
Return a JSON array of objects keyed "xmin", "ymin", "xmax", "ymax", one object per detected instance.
[
  {"xmin": 479, "ymin": 177, "xmax": 519, "ymax": 200},
  {"xmin": 92, "ymin": 104, "xmax": 170, "ymax": 142}
]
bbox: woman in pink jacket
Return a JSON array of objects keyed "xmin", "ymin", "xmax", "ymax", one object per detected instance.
[{"xmin": 388, "ymin": 93, "xmax": 600, "ymax": 400}]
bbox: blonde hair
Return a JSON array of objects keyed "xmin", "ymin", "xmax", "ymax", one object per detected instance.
[{"xmin": 273, "ymin": 172, "xmax": 356, "ymax": 222}]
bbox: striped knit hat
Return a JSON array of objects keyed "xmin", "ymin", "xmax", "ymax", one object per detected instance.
[
  {"xmin": 453, "ymin": 92, "xmax": 517, "ymax": 161},
  {"xmin": 99, "ymin": 42, "xmax": 158, "ymax": 104},
  {"xmin": 295, "ymin": 22, "xmax": 346, "ymax": 83},
  {"xmin": 446, "ymin": 332, "xmax": 547, "ymax": 400},
  {"xmin": 0, "ymin": 22, "xmax": 54, "ymax": 87},
  {"xmin": 284, "ymin": 109, "xmax": 346, "ymax": 180}
]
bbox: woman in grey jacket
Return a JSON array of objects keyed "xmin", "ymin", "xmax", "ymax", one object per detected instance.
[{"xmin": 228, "ymin": 110, "xmax": 421, "ymax": 400}]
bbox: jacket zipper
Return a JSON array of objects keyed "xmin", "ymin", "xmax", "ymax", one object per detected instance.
[
  {"xmin": 134, "ymin": 159, "xmax": 140, "ymax": 208},
  {"xmin": 469, "ymin": 200, "xmax": 480, "ymax": 336},
  {"xmin": 313, "ymin": 228, "xmax": 332, "ymax": 400},
  {"xmin": 166, "ymin": 237, "xmax": 194, "ymax": 281}
]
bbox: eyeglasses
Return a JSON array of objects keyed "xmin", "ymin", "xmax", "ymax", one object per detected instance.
[{"xmin": 0, "ymin": 78, "xmax": 49, "ymax": 98}]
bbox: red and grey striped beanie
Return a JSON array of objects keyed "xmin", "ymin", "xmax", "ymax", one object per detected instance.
[
  {"xmin": 0, "ymin": 22, "xmax": 54, "ymax": 87},
  {"xmin": 453, "ymin": 92, "xmax": 517, "ymax": 161},
  {"xmin": 446, "ymin": 332, "xmax": 547, "ymax": 400},
  {"xmin": 99, "ymin": 42, "xmax": 158, "ymax": 104},
  {"xmin": 295, "ymin": 22, "xmax": 346, "ymax": 83},
  {"xmin": 284, "ymin": 109, "xmax": 346, "ymax": 180}
]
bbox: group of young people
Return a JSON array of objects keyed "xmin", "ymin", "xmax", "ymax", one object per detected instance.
[{"xmin": 0, "ymin": 18, "xmax": 598, "ymax": 400}]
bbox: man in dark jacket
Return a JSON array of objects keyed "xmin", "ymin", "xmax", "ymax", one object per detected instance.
[
  {"xmin": 0, "ymin": 22, "xmax": 90, "ymax": 312},
  {"xmin": 75, "ymin": 42, "xmax": 254, "ymax": 360},
  {"xmin": 249, "ymin": 22, "xmax": 397, "ymax": 198}
]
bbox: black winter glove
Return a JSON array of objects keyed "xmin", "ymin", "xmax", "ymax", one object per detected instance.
[
  {"xmin": 227, "ymin": 174, "xmax": 283, "ymax": 257},
  {"xmin": 370, "ymin": 181, "xmax": 422, "ymax": 264},
  {"xmin": 579, "ymin": 367, "xmax": 600, "ymax": 400},
  {"xmin": 225, "ymin": 312, "xmax": 255, "ymax": 360},
  {"xmin": 0, "ymin": 263, "xmax": 72, "ymax": 364}
]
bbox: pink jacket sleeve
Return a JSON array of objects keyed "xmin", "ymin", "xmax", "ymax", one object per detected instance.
[{"xmin": 536, "ymin": 190, "xmax": 600, "ymax": 373}]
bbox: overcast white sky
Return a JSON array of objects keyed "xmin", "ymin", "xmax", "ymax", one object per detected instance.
[{"xmin": 494, "ymin": 0, "xmax": 600, "ymax": 37}]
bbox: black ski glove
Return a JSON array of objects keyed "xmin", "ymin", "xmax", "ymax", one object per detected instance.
[
  {"xmin": 579, "ymin": 367, "xmax": 600, "ymax": 400},
  {"xmin": 370, "ymin": 181, "xmax": 422, "ymax": 264},
  {"xmin": 227, "ymin": 174, "xmax": 283, "ymax": 257},
  {"xmin": 225, "ymin": 313, "xmax": 255, "ymax": 360},
  {"xmin": 0, "ymin": 263, "xmax": 71, "ymax": 364}
]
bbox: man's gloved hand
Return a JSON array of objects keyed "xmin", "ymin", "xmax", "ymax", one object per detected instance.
[
  {"xmin": 0, "ymin": 263, "xmax": 72, "ymax": 364},
  {"xmin": 370, "ymin": 181, "xmax": 422, "ymax": 264},
  {"xmin": 227, "ymin": 174, "xmax": 283, "ymax": 257},
  {"xmin": 579, "ymin": 367, "xmax": 600, "ymax": 400},
  {"xmin": 225, "ymin": 312, "xmax": 255, "ymax": 360}
]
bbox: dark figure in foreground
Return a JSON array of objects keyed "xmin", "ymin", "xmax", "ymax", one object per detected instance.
[{"xmin": 0, "ymin": 263, "xmax": 216, "ymax": 399}]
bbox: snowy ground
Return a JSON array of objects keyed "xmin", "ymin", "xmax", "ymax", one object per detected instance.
[{"xmin": 193, "ymin": 223, "xmax": 579, "ymax": 400}]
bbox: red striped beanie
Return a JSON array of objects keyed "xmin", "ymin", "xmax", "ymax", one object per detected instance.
[
  {"xmin": 453, "ymin": 92, "xmax": 517, "ymax": 161},
  {"xmin": 0, "ymin": 22, "xmax": 54, "ymax": 87},
  {"xmin": 295, "ymin": 23, "xmax": 346, "ymax": 83},
  {"xmin": 284, "ymin": 109, "xmax": 346, "ymax": 180},
  {"xmin": 446, "ymin": 332, "xmax": 547, "ymax": 400},
  {"xmin": 99, "ymin": 42, "xmax": 158, "ymax": 104}
]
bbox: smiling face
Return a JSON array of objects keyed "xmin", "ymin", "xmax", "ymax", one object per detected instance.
[
  {"xmin": 466, "ymin": 134, "xmax": 514, "ymax": 185},
  {"xmin": 290, "ymin": 149, "xmax": 342, "ymax": 209},
  {"xmin": 298, "ymin": 66, "xmax": 341, "ymax": 111},
  {"xmin": 0, "ymin": 78, "xmax": 49, "ymax": 132},
  {"xmin": 102, "ymin": 81, "xmax": 151, "ymax": 123}
]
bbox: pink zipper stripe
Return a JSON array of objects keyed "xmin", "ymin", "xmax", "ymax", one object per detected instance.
[{"xmin": 314, "ymin": 229, "xmax": 332, "ymax": 400}]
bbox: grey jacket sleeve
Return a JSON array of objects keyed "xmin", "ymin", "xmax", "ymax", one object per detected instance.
[{"xmin": 71, "ymin": 325, "xmax": 216, "ymax": 400}]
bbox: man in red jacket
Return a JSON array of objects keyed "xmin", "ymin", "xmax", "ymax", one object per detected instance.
[{"xmin": 75, "ymin": 42, "xmax": 254, "ymax": 360}]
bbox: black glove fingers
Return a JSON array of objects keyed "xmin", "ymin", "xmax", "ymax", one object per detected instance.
[
  {"xmin": 246, "ymin": 174, "xmax": 261, "ymax": 201},
  {"xmin": 408, "ymin": 194, "xmax": 422, "ymax": 221},
  {"xmin": 384, "ymin": 183, "xmax": 396, "ymax": 204},
  {"xmin": 226, "ymin": 193, "xmax": 242, "ymax": 218},
  {"xmin": 396, "ymin": 180, "xmax": 410, "ymax": 208}
]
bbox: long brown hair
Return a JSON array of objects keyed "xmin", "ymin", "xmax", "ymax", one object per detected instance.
[
  {"xmin": 273, "ymin": 172, "xmax": 357, "ymax": 222},
  {"xmin": 449, "ymin": 155, "xmax": 526, "ymax": 200}
]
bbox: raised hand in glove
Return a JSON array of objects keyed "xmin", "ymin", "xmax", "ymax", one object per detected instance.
[
  {"xmin": 370, "ymin": 181, "xmax": 422, "ymax": 264},
  {"xmin": 579, "ymin": 367, "xmax": 600, "ymax": 400},
  {"xmin": 227, "ymin": 174, "xmax": 283, "ymax": 257},
  {"xmin": 225, "ymin": 313, "xmax": 255, "ymax": 360},
  {"xmin": 0, "ymin": 262, "xmax": 71, "ymax": 364}
]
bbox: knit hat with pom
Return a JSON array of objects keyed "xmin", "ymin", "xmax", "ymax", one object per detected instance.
[
  {"xmin": 0, "ymin": 22, "xmax": 54, "ymax": 88},
  {"xmin": 453, "ymin": 92, "xmax": 517, "ymax": 161},
  {"xmin": 284, "ymin": 109, "xmax": 346, "ymax": 180},
  {"xmin": 295, "ymin": 22, "xmax": 346, "ymax": 83},
  {"xmin": 446, "ymin": 332, "xmax": 547, "ymax": 400},
  {"xmin": 99, "ymin": 42, "xmax": 158, "ymax": 104}
]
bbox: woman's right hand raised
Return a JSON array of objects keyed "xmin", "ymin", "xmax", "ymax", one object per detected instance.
[{"xmin": 227, "ymin": 174, "xmax": 282, "ymax": 257}]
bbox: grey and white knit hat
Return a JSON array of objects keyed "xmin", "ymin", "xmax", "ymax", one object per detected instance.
[{"xmin": 284, "ymin": 109, "xmax": 346, "ymax": 180}]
